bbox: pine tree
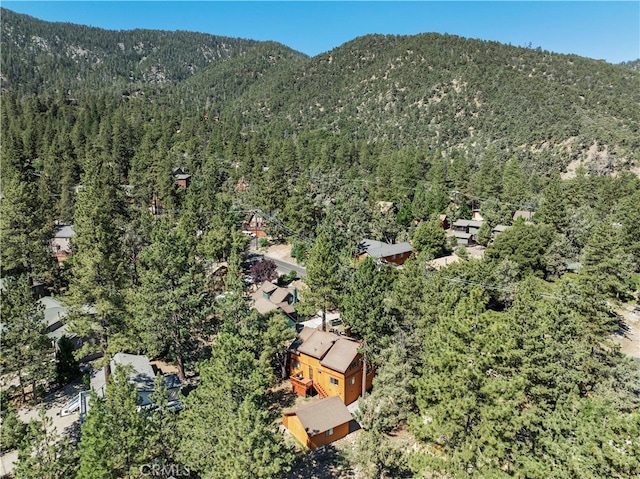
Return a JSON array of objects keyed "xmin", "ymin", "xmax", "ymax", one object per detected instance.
[
  {"xmin": 178, "ymin": 331, "xmax": 293, "ymax": 478},
  {"xmin": 342, "ymin": 256, "xmax": 395, "ymax": 344},
  {"xmin": 301, "ymin": 227, "xmax": 346, "ymax": 331},
  {"xmin": 134, "ymin": 218, "xmax": 213, "ymax": 382},
  {"xmin": 0, "ymin": 275, "xmax": 55, "ymax": 403},
  {"xmin": 0, "ymin": 176, "xmax": 54, "ymax": 281},
  {"xmin": 66, "ymin": 157, "xmax": 128, "ymax": 384},
  {"xmin": 77, "ymin": 367, "xmax": 152, "ymax": 479},
  {"xmin": 580, "ymin": 222, "xmax": 636, "ymax": 298},
  {"xmin": 259, "ymin": 313, "xmax": 296, "ymax": 381},
  {"xmin": 13, "ymin": 408, "xmax": 78, "ymax": 479},
  {"xmin": 412, "ymin": 219, "xmax": 447, "ymax": 259}
]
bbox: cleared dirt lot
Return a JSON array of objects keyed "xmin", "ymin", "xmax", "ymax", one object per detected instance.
[
  {"xmin": 612, "ymin": 304, "xmax": 640, "ymax": 362},
  {"xmin": 0, "ymin": 380, "xmax": 84, "ymax": 476}
]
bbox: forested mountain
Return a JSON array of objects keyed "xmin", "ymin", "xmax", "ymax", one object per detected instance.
[
  {"xmin": 0, "ymin": 8, "xmax": 306, "ymax": 95},
  {"xmin": 2, "ymin": 8, "xmax": 639, "ymax": 175},
  {"xmin": 1, "ymin": 8, "xmax": 639, "ymax": 479}
]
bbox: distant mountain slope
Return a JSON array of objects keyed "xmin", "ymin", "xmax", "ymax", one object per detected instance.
[
  {"xmin": 620, "ymin": 59, "xmax": 640, "ymax": 71},
  {"xmin": 0, "ymin": 8, "xmax": 306, "ymax": 94},
  {"xmin": 227, "ymin": 33, "xmax": 640, "ymax": 170},
  {"xmin": 2, "ymin": 9, "xmax": 638, "ymax": 174}
]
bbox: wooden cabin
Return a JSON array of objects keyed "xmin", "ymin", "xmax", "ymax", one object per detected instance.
[
  {"xmin": 356, "ymin": 239, "xmax": 412, "ymax": 265},
  {"xmin": 282, "ymin": 396, "xmax": 354, "ymax": 450},
  {"xmin": 289, "ymin": 328, "xmax": 373, "ymax": 406}
]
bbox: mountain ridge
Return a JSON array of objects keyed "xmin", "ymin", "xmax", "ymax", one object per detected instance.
[{"xmin": 2, "ymin": 8, "xmax": 639, "ymax": 176}]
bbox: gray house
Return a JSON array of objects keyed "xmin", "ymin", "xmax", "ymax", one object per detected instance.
[
  {"xmin": 90, "ymin": 353, "xmax": 182, "ymax": 407},
  {"xmin": 356, "ymin": 239, "xmax": 413, "ymax": 265}
]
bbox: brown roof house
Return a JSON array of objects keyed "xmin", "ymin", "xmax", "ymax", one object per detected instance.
[
  {"xmin": 173, "ymin": 167, "xmax": 191, "ymax": 189},
  {"xmin": 51, "ymin": 224, "xmax": 75, "ymax": 262},
  {"xmin": 250, "ymin": 281, "xmax": 298, "ymax": 320},
  {"xmin": 241, "ymin": 211, "xmax": 268, "ymax": 238},
  {"xmin": 289, "ymin": 327, "xmax": 373, "ymax": 406},
  {"xmin": 282, "ymin": 396, "xmax": 355, "ymax": 450}
]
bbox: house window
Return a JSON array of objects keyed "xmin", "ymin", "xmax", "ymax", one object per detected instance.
[
  {"xmin": 326, "ymin": 428, "xmax": 334, "ymax": 437},
  {"xmin": 330, "ymin": 377, "xmax": 339, "ymax": 386},
  {"xmin": 292, "ymin": 361, "xmax": 300, "ymax": 370},
  {"xmin": 348, "ymin": 360, "xmax": 359, "ymax": 371},
  {"xmin": 350, "ymin": 377, "xmax": 356, "ymax": 385}
]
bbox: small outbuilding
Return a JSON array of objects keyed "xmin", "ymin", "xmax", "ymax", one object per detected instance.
[{"xmin": 282, "ymin": 396, "xmax": 355, "ymax": 450}]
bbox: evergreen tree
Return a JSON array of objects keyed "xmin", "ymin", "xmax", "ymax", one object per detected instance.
[
  {"xmin": 301, "ymin": 227, "xmax": 346, "ymax": 331},
  {"xmin": 259, "ymin": 313, "xmax": 296, "ymax": 382},
  {"xmin": 0, "ymin": 176, "xmax": 54, "ymax": 281},
  {"xmin": 485, "ymin": 222, "xmax": 556, "ymax": 278},
  {"xmin": 0, "ymin": 275, "xmax": 55, "ymax": 403},
  {"xmin": 77, "ymin": 366, "xmax": 152, "ymax": 479},
  {"xmin": 342, "ymin": 256, "xmax": 395, "ymax": 344},
  {"xmin": 178, "ymin": 331, "xmax": 292, "ymax": 478},
  {"xmin": 134, "ymin": 218, "xmax": 213, "ymax": 381},
  {"xmin": 13, "ymin": 408, "xmax": 78, "ymax": 479},
  {"xmin": 66, "ymin": 157, "xmax": 129, "ymax": 384},
  {"xmin": 580, "ymin": 222, "xmax": 636, "ymax": 298},
  {"xmin": 55, "ymin": 335, "xmax": 79, "ymax": 386},
  {"xmin": 412, "ymin": 219, "xmax": 447, "ymax": 259}
]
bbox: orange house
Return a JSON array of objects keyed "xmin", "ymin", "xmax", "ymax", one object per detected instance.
[
  {"xmin": 289, "ymin": 328, "xmax": 374, "ymax": 406},
  {"xmin": 282, "ymin": 396, "xmax": 354, "ymax": 450}
]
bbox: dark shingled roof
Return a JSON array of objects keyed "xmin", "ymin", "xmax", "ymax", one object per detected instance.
[
  {"xmin": 359, "ymin": 239, "xmax": 412, "ymax": 259},
  {"xmin": 290, "ymin": 396, "xmax": 353, "ymax": 436}
]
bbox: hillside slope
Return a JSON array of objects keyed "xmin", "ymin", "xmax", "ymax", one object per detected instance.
[
  {"xmin": 0, "ymin": 8, "xmax": 306, "ymax": 94},
  {"xmin": 227, "ymin": 33, "xmax": 640, "ymax": 171},
  {"xmin": 2, "ymin": 9, "xmax": 639, "ymax": 175}
]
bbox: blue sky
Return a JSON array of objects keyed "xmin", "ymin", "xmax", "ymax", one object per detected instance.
[{"xmin": 3, "ymin": 1, "xmax": 639, "ymax": 63}]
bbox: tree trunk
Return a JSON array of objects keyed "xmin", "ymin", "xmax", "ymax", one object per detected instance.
[
  {"xmin": 19, "ymin": 371, "xmax": 26, "ymax": 403},
  {"xmin": 280, "ymin": 352, "xmax": 289, "ymax": 380},
  {"xmin": 176, "ymin": 354, "xmax": 186, "ymax": 383},
  {"xmin": 103, "ymin": 358, "xmax": 111, "ymax": 385},
  {"xmin": 322, "ymin": 307, "xmax": 327, "ymax": 332},
  {"xmin": 102, "ymin": 333, "xmax": 111, "ymax": 385},
  {"xmin": 361, "ymin": 356, "xmax": 367, "ymax": 398}
]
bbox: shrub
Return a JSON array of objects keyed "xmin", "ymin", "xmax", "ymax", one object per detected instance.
[{"xmin": 0, "ymin": 407, "xmax": 28, "ymax": 451}]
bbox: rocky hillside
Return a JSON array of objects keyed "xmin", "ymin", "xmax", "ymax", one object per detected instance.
[{"xmin": 2, "ymin": 8, "xmax": 639, "ymax": 175}]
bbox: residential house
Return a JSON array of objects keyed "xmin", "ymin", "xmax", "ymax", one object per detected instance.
[
  {"xmin": 289, "ymin": 327, "xmax": 374, "ymax": 406},
  {"xmin": 450, "ymin": 219, "xmax": 484, "ymax": 243},
  {"xmin": 51, "ymin": 224, "xmax": 75, "ymax": 262},
  {"xmin": 282, "ymin": 396, "xmax": 355, "ymax": 450},
  {"xmin": 241, "ymin": 211, "xmax": 268, "ymax": 238},
  {"xmin": 491, "ymin": 224, "xmax": 510, "ymax": 239},
  {"xmin": 250, "ymin": 281, "xmax": 298, "ymax": 321},
  {"xmin": 451, "ymin": 230, "xmax": 473, "ymax": 246},
  {"xmin": 356, "ymin": 239, "xmax": 413, "ymax": 265},
  {"xmin": 172, "ymin": 167, "xmax": 191, "ymax": 189},
  {"xmin": 90, "ymin": 353, "xmax": 182, "ymax": 407}
]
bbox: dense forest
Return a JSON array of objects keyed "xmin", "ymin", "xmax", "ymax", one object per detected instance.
[{"xmin": 1, "ymin": 8, "xmax": 639, "ymax": 479}]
